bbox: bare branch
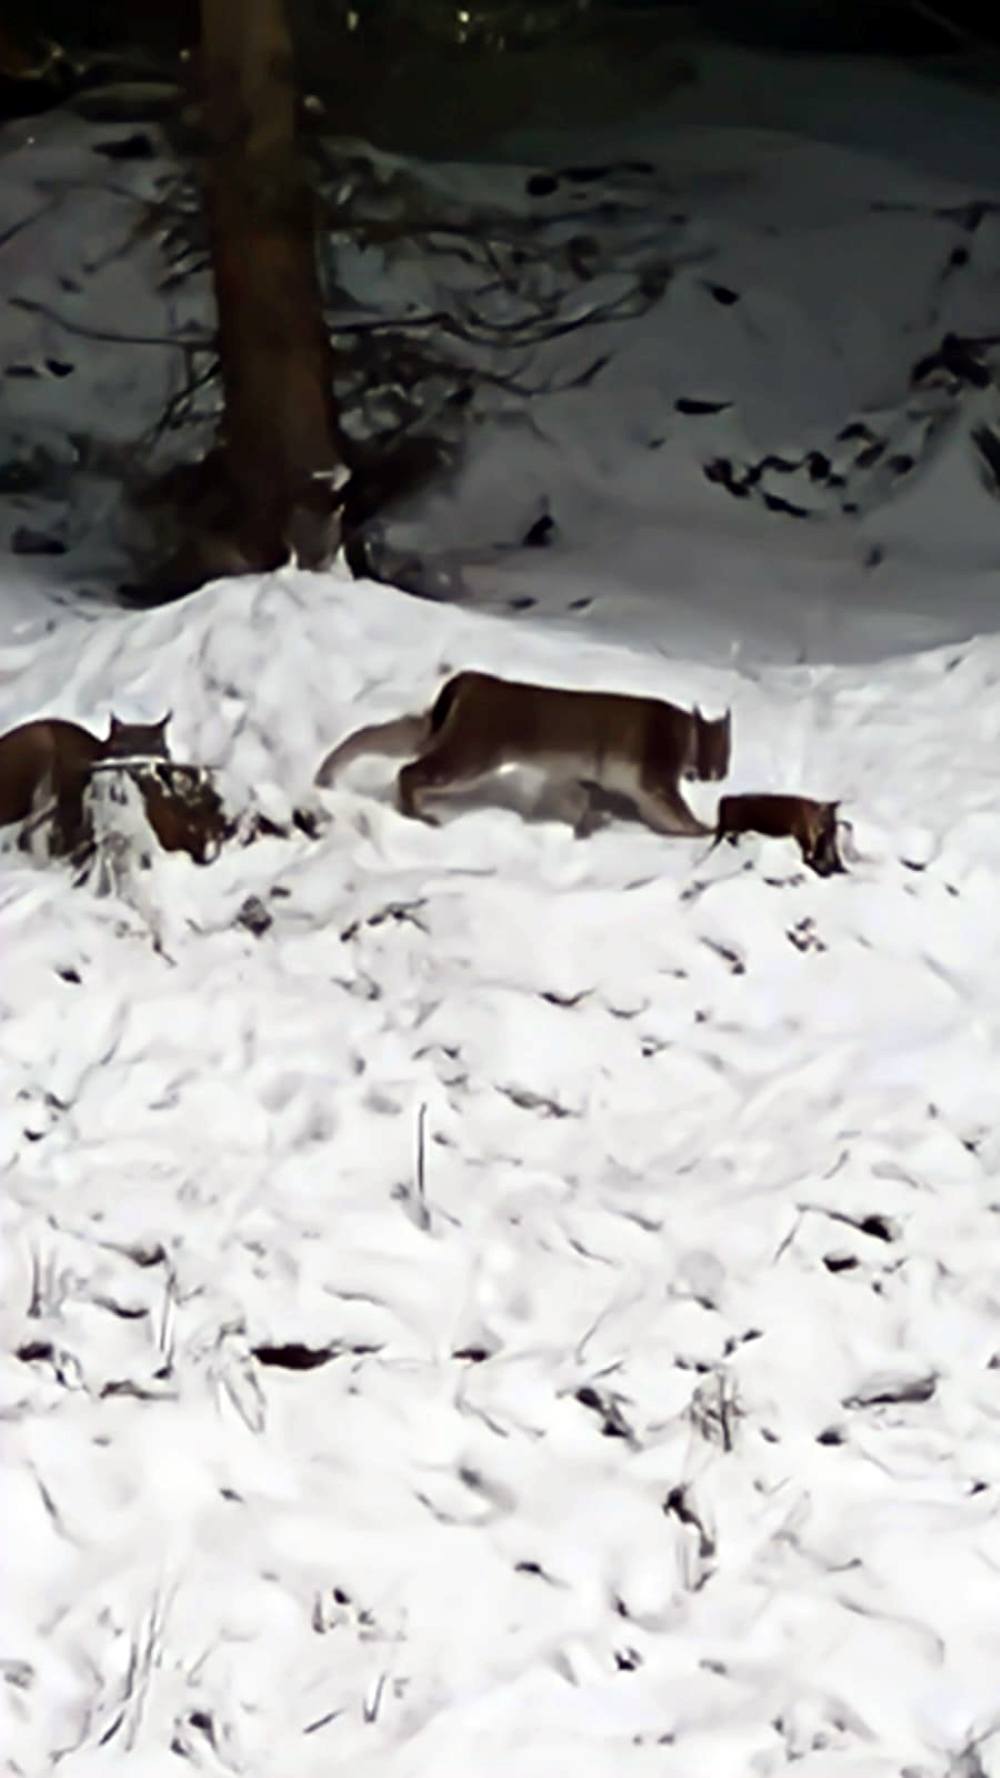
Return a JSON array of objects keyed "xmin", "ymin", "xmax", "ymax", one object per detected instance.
[{"xmin": 9, "ymin": 294, "xmax": 210, "ymax": 349}]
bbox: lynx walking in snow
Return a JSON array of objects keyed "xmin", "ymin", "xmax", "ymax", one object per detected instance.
[{"xmin": 315, "ymin": 670, "xmax": 730, "ymax": 837}]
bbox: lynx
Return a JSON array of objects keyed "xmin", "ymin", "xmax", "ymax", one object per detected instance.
[
  {"xmin": 713, "ymin": 792, "xmax": 845, "ymax": 877},
  {"xmin": 316, "ymin": 670, "xmax": 730, "ymax": 837},
  {"xmin": 0, "ymin": 712, "xmax": 171, "ymax": 856}
]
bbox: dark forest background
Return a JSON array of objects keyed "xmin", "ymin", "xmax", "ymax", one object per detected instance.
[{"xmin": 3, "ymin": 0, "xmax": 999, "ymax": 606}]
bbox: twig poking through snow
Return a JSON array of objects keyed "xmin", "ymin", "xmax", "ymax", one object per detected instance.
[
  {"xmin": 363, "ymin": 1671, "xmax": 387, "ymax": 1724},
  {"xmin": 395, "ymin": 1101, "xmax": 432, "ymax": 1234},
  {"xmin": 416, "ymin": 1099, "xmax": 428, "ymax": 1213},
  {"xmin": 157, "ymin": 1260, "xmax": 176, "ymax": 1372}
]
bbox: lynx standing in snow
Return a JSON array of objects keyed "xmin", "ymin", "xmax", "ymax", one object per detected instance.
[
  {"xmin": 315, "ymin": 670, "xmax": 730, "ymax": 837},
  {"xmin": 0, "ymin": 712, "xmax": 171, "ymax": 856}
]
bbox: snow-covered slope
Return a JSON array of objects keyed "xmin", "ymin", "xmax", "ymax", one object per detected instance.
[
  {"xmin": 3, "ymin": 42, "xmax": 1000, "ymax": 661},
  {"xmin": 4, "ymin": 566, "xmax": 1000, "ymax": 1776}
]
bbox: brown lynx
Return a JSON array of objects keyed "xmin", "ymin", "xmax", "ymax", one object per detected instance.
[
  {"xmin": 315, "ymin": 670, "xmax": 731, "ymax": 836},
  {"xmin": 712, "ymin": 793, "xmax": 845, "ymax": 877},
  {"xmin": 0, "ymin": 712, "xmax": 171, "ymax": 856}
]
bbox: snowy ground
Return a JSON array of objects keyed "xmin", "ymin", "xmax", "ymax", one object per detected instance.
[
  {"xmin": 4, "ymin": 33, "xmax": 1000, "ymax": 1778},
  {"xmin": 4, "ymin": 566, "xmax": 1000, "ymax": 1778}
]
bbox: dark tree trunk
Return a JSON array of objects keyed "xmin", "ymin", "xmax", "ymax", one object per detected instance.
[
  {"xmin": 202, "ymin": 0, "xmax": 342, "ymax": 568},
  {"xmin": 146, "ymin": 0, "xmax": 343, "ymax": 594}
]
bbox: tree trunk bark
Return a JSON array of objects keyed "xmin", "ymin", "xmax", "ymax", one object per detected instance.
[{"xmin": 199, "ymin": 0, "xmax": 342, "ymax": 570}]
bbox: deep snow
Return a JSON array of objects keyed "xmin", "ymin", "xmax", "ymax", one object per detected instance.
[{"xmin": 4, "ymin": 566, "xmax": 1000, "ymax": 1777}]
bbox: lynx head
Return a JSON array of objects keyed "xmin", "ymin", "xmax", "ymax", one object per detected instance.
[
  {"xmin": 805, "ymin": 800, "xmax": 845, "ymax": 877},
  {"xmin": 689, "ymin": 707, "xmax": 731, "ymax": 782},
  {"xmin": 106, "ymin": 711, "xmax": 173, "ymax": 760}
]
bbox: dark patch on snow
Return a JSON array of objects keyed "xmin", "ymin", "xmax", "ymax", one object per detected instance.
[
  {"xmin": 253, "ymin": 1342, "xmax": 347, "ymax": 1370},
  {"xmin": 93, "ymin": 132, "xmax": 156, "ymax": 161},
  {"xmin": 235, "ymin": 895, "xmax": 272, "ymax": 937},
  {"xmin": 972, "ymin": 425, "xmax": 1000, "ymax": 495},
  {"xmin": 912, "ymin": 332, "xmax": 991, "ymax": 390},
  {"xmin": 17, "ymin": 1340, "xmax": 56, "ymax": 1364},
  {"xmin": 522, "ymin": 512, "xmax": 556, "ymax": 547},
  {"xmin": 7, "ymin": 357, "xmax": 74, "ymax": 380},
  {"xmin": 704, "ymin": 457, "xmax": 748, "ymax": 497},
  {"xmin": 701, "ymin": 938, "xmax": 746, "ymax": 975},
  {"xmin": 838, "ymin": 421, "xmax": 873, "ymax": 443},
  {"xmin": 705, "ymin": 283, "xmax": 740, "ymax": 306},
  {"xmin": 675, "ymin": 396, "xmax": 732, "ymax": 416},
  {"xmin": 123, "ymin": 1241, "xmax": 168, "ymax": 1268},
  {"xmin": 11, "ymin": 526, "xmax": 66, "ymax": 556},
  {"xmin": 844, "ymin": 1370, "xmax": 937, "ymax": 1408},
  {"xmin": 763, "ymin": 493, "xmax": 811, "ymax": 518},
  {"xmin": 857, "ymin": 1214, "xmax": 896, "ymax": 1241},
  {"xmin": 499, "ymin": 1084, "xmax": 576, "ymax": 1117},
  {"xmin": 663, "ymin": 1485, "xmax": 716, "ymax": 1559},
  {"xmin": 787, "ymin": 919, "xmax": 827, "ymax": 952},
  {"xmin": 575, "ymin": 1384, "xmax": 636, "ymax": 1442}
]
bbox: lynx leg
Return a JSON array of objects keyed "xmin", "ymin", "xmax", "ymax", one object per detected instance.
[
  {"xmin": 396, "ymin": 740, "xmax": 493, "ymax": 824},
  {"xmin": 632, "ymin": 781, "xmax": 711, "ymax": 838},
  {"xmin": 18, "ymin": 766, "xmax": 88, "ymax": 859},
  {"xmin": 542, "ymin": 779, "xmax": 608, "ymax": 838},
  {"xmin": 397, "ymin": 761, "xmax": 439, "ymax": 823},
  {"xmin": 54, "ymin": 790, "xmax": 86, "ymax": 858}
]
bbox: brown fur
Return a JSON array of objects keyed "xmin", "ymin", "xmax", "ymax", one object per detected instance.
[
  {"xmin": 0, "ymin": 713, "xmax": 172, "ymax": 857},
  {"xmin": 128, "ymin": 763, "xmax": 231, "ymax": 864},
  {"xmin": 713, "ymin": 793, "xmax": 846, "ymax": 877},
  {"xmin": 315, "ymin": 671, "xmax": 731, "ymax": 838}
]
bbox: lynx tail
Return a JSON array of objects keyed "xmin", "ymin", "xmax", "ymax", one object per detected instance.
[{"xmin": 314, "ymin": 712, "xmax": 431, "ymax": 787}]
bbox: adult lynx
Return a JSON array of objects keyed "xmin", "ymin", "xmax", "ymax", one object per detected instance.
[
  {"xmin": 316, "ymin": 671, "xmax": 730, "ymax": 837},
  {"xmin": 0, "ymin": 712, "xmax": 171, "ymax": 856}
]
